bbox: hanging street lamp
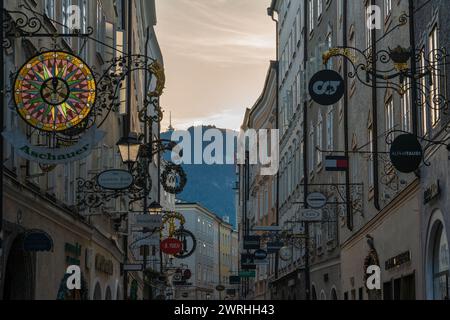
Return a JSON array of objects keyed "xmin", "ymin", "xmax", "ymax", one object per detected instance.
[{"xmin": 117, "ymin": 132, "xmax": 143, "ymax": 170}]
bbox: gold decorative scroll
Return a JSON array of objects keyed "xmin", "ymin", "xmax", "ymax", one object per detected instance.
[
  {"xmin": 148, "ymin": 61, "xmax": 166, "ymax": 98},
  {"xmin": 323, "ymin": 48, "xmax": 357, "ymax": 66}
]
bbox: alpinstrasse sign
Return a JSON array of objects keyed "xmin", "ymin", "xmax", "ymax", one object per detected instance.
[{"xmin": 2, "ymin": 126, "xmax": 105, "ymax": 165}]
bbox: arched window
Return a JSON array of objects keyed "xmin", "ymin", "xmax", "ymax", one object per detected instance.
[
  {"xmin": 311, "ymin": 285, "xmax": 317, "ymax": 300},
  {"xmin": 331, "ymin": 288, "xmax": 338, "ymax": 300},
  {"xmin": 105, "ymin": 286, "xmax": 112, "ymax": 300},
  {"xmin": 93, "ymin": 282, "xmax": 102, "ymax": 300},
  {"xmin": 432, "ymin": 222, "xmax": 449, "ymax": 299}
]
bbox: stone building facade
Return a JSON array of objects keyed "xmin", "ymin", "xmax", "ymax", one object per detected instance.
[{"xmin": 0, "ymin": 0, "xmax": 164, "ymax": 300}]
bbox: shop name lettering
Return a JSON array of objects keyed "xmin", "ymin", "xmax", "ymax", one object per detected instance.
[
  {"xmin": 19, "ymin": 144, "xmax": 90, "ymax": 161},
  {"xmin": 66, "ymin": 265, "xmax": 81, "ymax": 290},
  {"xmin": 366, "ymin": 265, "xmax": 381, "ymax": 290}
]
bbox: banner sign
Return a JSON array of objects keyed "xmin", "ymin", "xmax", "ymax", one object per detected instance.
[{"xmin": 2, "ymin": 126, "xmax": 105, "ymax": 165}]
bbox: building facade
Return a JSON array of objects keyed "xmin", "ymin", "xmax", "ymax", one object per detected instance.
[
  {"xmin": 414, "ymin": 0, "xmax": 450, "ymax": 300},
  {"xmin": 243, "ymin": 0, "xmax": 449, "ymax": 300},
  {"xmin": 1, "ymin": 0, "xmax": 164, "ymax": 300},
  {"xmin": 238, "ymin": 61, "xmax": 278, "ymax": 300},
  {"xmin": 174, "ymin": 202, "xmax": 239, "ymax": 300}
]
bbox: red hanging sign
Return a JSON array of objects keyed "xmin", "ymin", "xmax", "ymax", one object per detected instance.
[{"xmin": 160, "ymin": 238, "xmax": 183, "ymax": 255}]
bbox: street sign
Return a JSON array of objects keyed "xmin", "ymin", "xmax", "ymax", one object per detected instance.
[
  {"xmin": 97, "ymin": 169, "xmax": 134, "ymax": 190},
  {"xmin": 135, "ymin": 214, "xmax": 162, "ymax": 229},
  {"xmin": 229, "ymin": 276, "xmax": 241, "ymax": 285},
  {"xmin": 306, "ymin": 192, "xmax": 327, "ymax": 209},
  {"xmin": 239, "ymin": 270, "xmax": 256, "ymax": 278},
  {"xmin": 253, "ymin": 249, "xmax": 268, "ymax": 260},
  {"xmin": 122, "ymin": 263, "xmax": 143, "ymax": 272},
  {"xmin": 308, "ymin": 70, "xmax": 345, "ymax": 105},
  {"xmin": 173, "ymin": 273, "xmax": 182, "ymax": 281},
  {"xmin": 299, "ymin": 209, "xmax": 323, "ymax": 222},
  {"xmin": 325, "ymin": 156, "xmax": 349, "ymax": 171},
  {"xmin": 389, "ymin": 134, "xmax": 423, "ymax": 173},
  {"xmin": 216, "ymin": 285, "xmax": 225, "ymax": 292},
  {"xmin": 160, "ymin": 238, "xmax": 183, "ymax": 255},
  {"xmin": 131, "ymin": 235, "xmax": 160, "ymax": 249},
  {"xmin": 254, "ymin": 259, "xmax": 269, "ymax": 265},
  {"xmin": 267, "ymin": 241, "xmax": 284, "ymax": 253},
  {"xmin": 252, "ymin": 226, "xmax": 282, "ymax": 232},
  {"xmin": 243, "ymin": 235, "xmax": 260, "ymax": 250},
  {"xmin": 183, "ymin": 269, "xmax": 192, "ymax": 280},
  {"xmin": 241, "ymin": 253, "xmax": 256, "ymax": 270}
]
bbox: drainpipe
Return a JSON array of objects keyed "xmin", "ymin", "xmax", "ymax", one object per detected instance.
[
  {"xmin": 371, "ymin": 0, "xmax": 381, "ymax": 211},
  {"xmin": 343, "ymin": 0, "xmax": 353, "ymax": 231}
]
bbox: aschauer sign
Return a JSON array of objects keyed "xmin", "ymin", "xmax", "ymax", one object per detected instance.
[
  {"xmin": 2, "ymin": 126, "xmax": 105, "ymax": 165},
  {"xmin": 389, "ymin": 134, "xmax": 423, "ymax": 173}
]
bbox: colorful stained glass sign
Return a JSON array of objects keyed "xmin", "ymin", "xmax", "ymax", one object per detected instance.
[{"xmin": 14, "ymin": 51, "xmax": 96, "ymax": 132}]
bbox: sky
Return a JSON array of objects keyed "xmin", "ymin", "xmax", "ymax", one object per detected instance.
[{"xmin": 155, "ymin": 0, "xmax": 276, "ymax": 131}]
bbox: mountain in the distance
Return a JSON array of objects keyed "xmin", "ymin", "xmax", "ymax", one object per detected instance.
[{"xmin": 161, "ymin": 125, "xmax": 237, "ymax": 228}]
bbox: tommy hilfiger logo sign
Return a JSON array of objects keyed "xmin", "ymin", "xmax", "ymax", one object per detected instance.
[{"xmin": 325, "ymin": 156, "xmax": 349, "ymax": 171}]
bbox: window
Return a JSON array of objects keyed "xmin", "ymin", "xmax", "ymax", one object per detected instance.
[
  {"xmin": 366, "ymin": 3, "xmax": 373, "ymax": 50},
  {"xmin": 96, "ymin": 0, "xmax": 106, "ymax": 57},
  {"xmin": 309, "ymin": 124, "xmax": 315, "ymax": 173},
  {"xmin": 401, "ymin": 78, "xmax": 411, "ymax": 132},
  {"xmin": 326, "ymin": 110, "xmax": 334, "ymax": 151},
  {"xmin": 429, "ymin": 26, "xmax": 440, "ymax": 127},
  {"xmin": 316, "ymin": 114, "xmax": 323, "ymax": 166},
  {"xmin": 385, "ymin": 99, "xmax": 394, "ymax": 135},
  {"xmin": 432, "ymin": 223, "xmax": 449, "ymax": 300},
  {"xmin": 315, "ymin": 224, "xmax": 322, "ymax": 249},
  {"xmin": 368, "ymin": 126, "xmax": 374, "ymax": 187},
  {"xmin": 326, "ymin": 31, "xmax": 333, "ymax": 69},
  {"xmin": 62, "ymin": 0, "xmax": 72, "ymax": 45},
  {"xmin": 317, "ymin": 0, "xmax": 323, "ymax": 20},
  {"xmin": 384, "ymin": 0, "xmax": 392, "ymax": 19},
  {"xmin": 420, "ymin": 49, "xmax": 429, "ymax": 135},
  {"xmin": 44, "ymin": 0, "xmax": 56, "ymax": 20},
  {"xmin": 309, "ymin": 0, "xmax": 314, "ymax": 33},
  {"xmin": 300, "ymin": 141, "xmax": 305, "ymax": 180}
]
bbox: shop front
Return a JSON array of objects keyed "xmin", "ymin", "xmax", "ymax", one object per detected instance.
[{"xmin": 340, "ymin": 182, "xmax": 423, "ymax": 300}]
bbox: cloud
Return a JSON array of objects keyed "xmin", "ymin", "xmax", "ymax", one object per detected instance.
[{"xmin": 156, "ymin": 0, "xmax": 275, "ymax": 130}]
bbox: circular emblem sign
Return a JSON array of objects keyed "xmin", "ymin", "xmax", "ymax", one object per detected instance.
[
  {"xmin": 160, "ymin": 238, "xmax": 183, "ymax": 255},
  {"xmin": 279, "ymin": 246, "xmax": 292, "ymax": 261},
  {"xmin": 389, "ymin": 134, "xmax": 423, "ymax": 173},
  {"xmin": 97, "ymin": 169, "xmax": 134, "ymax": 190},
  {"xmin": 308, "ymin": 70, "xmax": 345, "ymax": 105},
  {"xmin": 14, "ymin": 51, "xmax": 96, "ymax": 132}
]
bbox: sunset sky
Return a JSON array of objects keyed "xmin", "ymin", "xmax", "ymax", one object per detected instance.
[{"xmin": 155, "ymin": 0, "xmax": 276, "ymax": 131}]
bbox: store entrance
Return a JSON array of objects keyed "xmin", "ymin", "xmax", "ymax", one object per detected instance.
[{"xmin": 3, "ymin": 235, "xmax": 35, "ymax": 300}]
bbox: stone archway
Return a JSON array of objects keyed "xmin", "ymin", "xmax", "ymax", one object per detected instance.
[
  {"xmin": 105, "ymin": 286, "xmax": 112, "ymax": 300},
  {"xmin": 3, "ymin": 234, "xmax": 35, "ymax": 300},
  {"xmin": 93, "ymin": 282, "xmax": 102, "ymax": 300}
]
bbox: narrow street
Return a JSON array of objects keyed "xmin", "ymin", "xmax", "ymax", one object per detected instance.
[{"xmin": 0, "ymin": 0, "xmax": 449, "ymax": 306}]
